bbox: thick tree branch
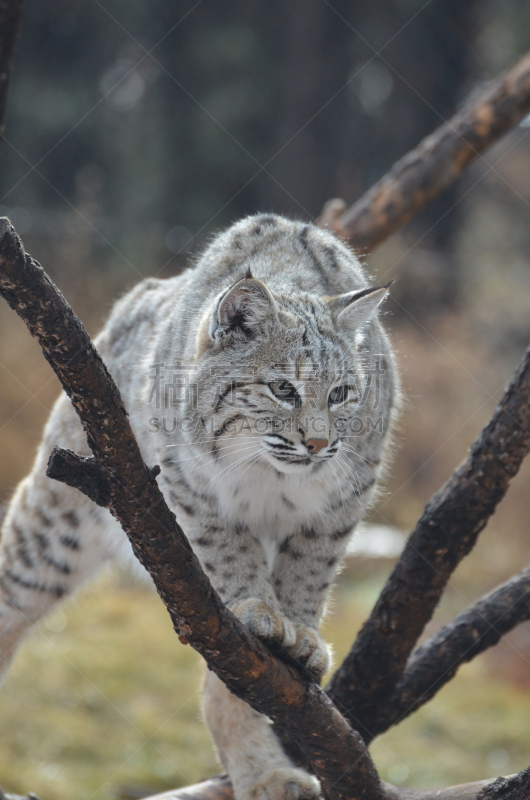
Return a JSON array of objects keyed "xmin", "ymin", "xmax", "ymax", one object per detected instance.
[
  {"xmin": 0, "ymin": 0, "xmax": 24, "ymax": 139},
  {"xmin": 379, "ymin": 566, "xmax": 530, "ymax": 733},
  {"xmin": 0, "ymin": 217, "xmax": 385, "ymax": 800},
  {"xmin": 475, "ymin": 767, "xmax": 530, "ymax": 800},
  {"xmin": 141, "ymin": 768, "xmax": 530, "ymax": 800},
  {"xmin": 317, "ymin": 51, "xmax": 530, "ymax": 251},
  {"xmin": 327, "ymin": 344, "xmax": 530, "ymax": 742}
]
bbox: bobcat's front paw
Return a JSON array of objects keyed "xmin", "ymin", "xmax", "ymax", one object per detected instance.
[
  {"xmin": 288, "ymin": 627, "xmax": 332, "ymax": 679},
  {"xmin": 241, "ymin": 768, "xmax": 321, "ymax": 800},
  {"xmin": 230, "ymin": 598, "xmax": 297, "ymax": 648}
]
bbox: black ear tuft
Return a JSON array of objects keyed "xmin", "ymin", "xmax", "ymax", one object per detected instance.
[{"xmin": 245, "ymin": 267, "xmax": 253, "ymax": 280}]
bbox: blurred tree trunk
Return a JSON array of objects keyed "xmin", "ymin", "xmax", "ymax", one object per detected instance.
[
  {"xmin": 158, "ymin": 0, "xmax": 479, "ymax": 311},
  {"xmin": 158, "ymin": 2, "xmax": 477, "ymax": 232},
  {"xmin": 260, "ymin": 0, "xmax": 352, "ymax": 219},
  {"xmin": 8, "ymin": 0, "xmax": 480, "ymax": 304},
  {"xmin": 0, "ymin": 0, "xmax": 24, "ymax": 139},
  {"xmin": 266, "ymin": 0, "xmax": 480, "ymax": 312}
]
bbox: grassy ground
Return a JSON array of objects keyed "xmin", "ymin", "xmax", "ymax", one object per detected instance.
[{"xmin": 1, "ymin": 565, "xmax": 529, "ymax": 800}]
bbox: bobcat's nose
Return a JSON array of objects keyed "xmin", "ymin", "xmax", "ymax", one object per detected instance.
[{"xmin": 306, "ymin": 438, "xmax": 328, "ymax": 454}]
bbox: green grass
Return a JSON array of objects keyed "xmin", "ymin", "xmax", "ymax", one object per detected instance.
[{"xmin": 0, "ymin": 566, "xmax": 529, "ymax": 799}]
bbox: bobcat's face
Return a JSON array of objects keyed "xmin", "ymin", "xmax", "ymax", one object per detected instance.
[
  {"xmin": 257, "ymin": 373, "xmax": 362, "ymax": 473},
  {"xmin": 191, "ymin": 278, "xmax": 387, "ymax": 476}
]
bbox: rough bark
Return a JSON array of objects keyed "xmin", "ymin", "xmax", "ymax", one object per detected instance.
[
  {"xmin": 475, "ymin": 767, "xmax": 530, "ymax": 800},
  {"xmin": 141, "ymin": 769, "xmax": 530, "ymax": 800},
  {"xmin": 379, "ymin": 567, "xmax": 530, "ymax": 733},
  {"xmin": 317, "ymin": 51, "xmax": 530, "ymax": 252},
  {"xmin": 0, "ymin": 0, "xmax": 24, "ymax": 138},
  {"xmin": 0, "ymin": 217, "xmax": 384, "ymax": 800},
  {"xmin": 326, "ymin": 343, "xmax": 530, "ymax": 742}
]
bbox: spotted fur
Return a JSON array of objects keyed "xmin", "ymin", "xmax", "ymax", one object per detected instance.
[{"xmin": 0, "ymin": 214, "xmax": 399, "ymax": 800}]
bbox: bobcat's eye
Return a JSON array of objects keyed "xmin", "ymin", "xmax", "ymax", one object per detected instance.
[
  {"xmin": 328, "ymin": 385, "xmax": 349, "ymax": 405},
  {"xmin": 269, "ymin": 380, "xmax": 300, "ymax": 406}
]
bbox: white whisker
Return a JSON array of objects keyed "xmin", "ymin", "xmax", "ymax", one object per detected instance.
[
  {"xmin": 167, "ymin": 437, "xmax": 257, "ymax": 467},
  {"xmin": 202, "ymin": 447, "xmax": 262, "ymax": 493},
  {"xmin": 334, "ymin": 453, "xmax": 370, "ymax": 517}
]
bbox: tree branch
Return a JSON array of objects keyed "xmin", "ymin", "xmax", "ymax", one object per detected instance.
[
  {"xmin": 379, "ymin": 566, "xmax": 530, "ymax": 733},
  {"xmin": 317, "ymin": 51, "xmax": 530, "ymax": 251},
  {"xmin": 46, "ymin": 447, "xmax": 114, "ymax": 506},
  {"xmin": 326, "ymin": 344, "xmax": 530, "ymax": 742},
  {"xmin": 475, "ymin": 767, "xmax": 530, "ymax": 800},
  {"xmin": 0, "ymin": 0, "xmax": 24, "ymax": 139},
  {"xmin": 0, "ymin": 217, "xmax": 385, "ymax": 800},
  {"xmin": 139, "ymin": 767, "xmax": 530, "ymax": 800}
]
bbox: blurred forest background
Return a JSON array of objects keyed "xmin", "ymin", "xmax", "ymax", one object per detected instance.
[{"xmin": 1, "ymin": 1, "xmax": 530, "ymax": 799}]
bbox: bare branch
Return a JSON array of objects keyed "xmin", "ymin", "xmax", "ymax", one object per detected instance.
[
  {"xmin": 379, "ymin": 567, "xmax": 530, "ymax": 733},
  {"xmin": 140, "ymin": 768, "xmax": 530, "ymax": 800},
  {"xmin": 475, "ymin": 767, "xmax": 530, "ymax": 800},
  {"xmin": 317, "ymin": 51, "xmax": 530, "ymax": 252},
  {"xmin": 327, "ymin": 344, "xmax": 530, "ymax": 742},
  {"xmin": 0, "ymin": 217, "xmax": 384, "ymax": 800},
  {"xmin": 0, "ymin": 0, "xmax": 24, "ymax": 139},
  {"xmin": 46, "ymin": 446, "xmax": 114, "ymax": 506}
]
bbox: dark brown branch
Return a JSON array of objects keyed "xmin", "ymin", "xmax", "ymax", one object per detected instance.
[
  {"xmin": 0, "ymin": 0, "xmax": 24, "ymax": 139},
  {"xmin": 140, "ymin": 768, "xmax": 530, "ymax": 800},
  {"xmin": 475, "ymin": 767, "xmax": 530, "ymax": 800},
  {"xmin": 46, "ymin": 447, "xmax": 113, "ymax": 506},
  {"xmin": 46, "ymin": 446, "xmax": 161, "ymax": 507},
  {"xmin": 327, "ymin": 343, "xmax": 530, "ymax": 742},
  {"xmin": 378, "ymin": 567, "xmax": 530, "ymax": 733},
  {"xmin": 317, "ymin": 51, "xmax": 530, "ymax": 252},
  {"xmin": 0, "ymin": 217, "xmax": 385, "ymax": 800}
]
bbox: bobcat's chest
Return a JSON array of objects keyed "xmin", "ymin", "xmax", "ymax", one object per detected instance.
[{"xmin": 210, "ymin": 456, "xmax": 335, "ymax": 535}]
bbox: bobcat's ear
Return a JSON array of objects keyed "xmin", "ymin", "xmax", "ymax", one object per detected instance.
[
  {"xmin": 196, "ymin": 275, "xmax": 276, "ymax": 357},
  {"xmin": 330, "ymin": 284, "xmax": 391, "ymax": 334}
]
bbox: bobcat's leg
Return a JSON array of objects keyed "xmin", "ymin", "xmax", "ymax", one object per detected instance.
[
  {"xmin": 271, "ymin": 529, "xmax": 356, "ymax": 678},
  {"xmin": 0, "ymin": 397, "xmax": 125, "ymax": 683},
  {"xmin": 0, "ymin": 470, "xmax": 123, "ymax": 682},
  {"xmin": 203, "ymin": 671, "xmax": 320, "ymax": 800},
  {"xmin": 184, "ymin": 518, "xmax": 298, "ymax": 650}
]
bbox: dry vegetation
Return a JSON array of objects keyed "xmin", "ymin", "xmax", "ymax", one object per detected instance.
[{"xmin": 1, "ymin": 565, "xmax": 530, "ymax": 800}]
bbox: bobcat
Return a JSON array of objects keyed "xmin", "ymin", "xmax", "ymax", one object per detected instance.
[{"xmin": 0, "ymin": 214, "xmax": 398, "ymax": 800}]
